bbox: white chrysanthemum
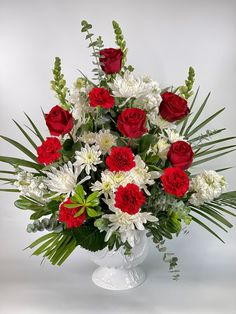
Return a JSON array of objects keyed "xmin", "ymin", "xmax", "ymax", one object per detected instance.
[
  {"xmin": 14, "ymin": 171, "xmax": 47, "ymax": 200},
  {"xmin": 108, "ymin": 71, "xmax": 154, "ymax": 99},
  {"xmin": 128, "ymin": 156, "xmax": 160, "ymax": 194},
  {"xmin": 153, "ymin": 115, "xmax": 176, "ymax": 130},
  {"xmin": 189, "ymin": 170, "xmax": 227, "ymax": 206},
  {"xmin": 91, "ymin": 171, "xmax": 116, "ymax": 198},
  {"xmin": 103, "ymin": 203, "xmax": 158, "ymax": 247},
  {"xmin": 79, "ymin": 132, "xmax": 97, "ymax": 145},
  {"xmin": 44, "ymin": 162, "xmax": 90, "ymax": 197},
  {"xmin": 162, "ymin": 129, "xmax": 186, "ymax": 143},
  {"xmin": 74, "ymin": 144, "xmax": 102, "ymax": 175},
  {"xmin": 95, "ymin": 129, "xmax": 117, "ymax": 154}
]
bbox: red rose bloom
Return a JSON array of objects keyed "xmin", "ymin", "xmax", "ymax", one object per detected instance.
[
  {"xmin": 37, "ymin": 137, "xmax": 62, "ymax": 165},
  {"xmin": 45, "ymin": 105, "xmax": 74, "ymax": 136},
  {"xmin": 167, "ymin": 141, "xmax": 194, "ymax": 170},
  {"xmin": 99, "ymin": 48, "xmax": 123, "ymax": 74},
  {"xmin": 160, "ymin": 167, "xmax": 189, "ymax": 198},
  {"xmin": 115, "ymin": 183, "xmax": 146, "ymax": 215},
  {"xmin": 118, "ymin": 108, "xmax": 147, "ymax": 138},
  {"xmin": 88, "ymin": 87, "xmax": 115, "ymax": 109},
  {"xmin": 159, "ymin": 92, "xmax": 190, "ymax": 122},
  {"xmin": 106, "ymin": 146, "xmax": 135, "ymax": 172},
  {"xmin": 59, "ymin": 198, "xmax": 86, "ymax": 229}
]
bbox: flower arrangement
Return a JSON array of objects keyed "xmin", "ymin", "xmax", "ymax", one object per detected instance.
[{"xmin": 1, "ymin": 20, "xmax": 236, "ymax": 278}]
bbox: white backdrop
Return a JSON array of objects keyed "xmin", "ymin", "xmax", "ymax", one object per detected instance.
[{"xmin": 0, "ymin": 0, "xmax": 236, "ymax": 313}]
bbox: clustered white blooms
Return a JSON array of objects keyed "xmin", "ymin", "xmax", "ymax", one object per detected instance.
[
  {"xmin": 79, "ymin": 129, "xmax": 117, "ymax": 154},
  {"xmin": 14, "ymin": 170, "xmax": 47, "ymax": 201},
  {"xmin": 189, "ymin": 170, "xmax": 227, "ymax": 206},
  {"xmin": 103, "ymin": 199, "xmax": 158, "ymax": 247},
  {"xmin": 44, "ymin": 162, "xmax": 90, "ymax": 198}
]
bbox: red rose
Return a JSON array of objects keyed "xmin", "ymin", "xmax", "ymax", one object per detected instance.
[
  {"xmin": 99, "ymin": 48, "xmax": 123, "ymax": 74},
  {"xmin": 118, "ymin": 108, "xmax": 147, "ymax": 138},
  {"xmin": 106, "ymin": 146, "xmax": 135, "ymax": 172},
  {"xmin": 37, "ymin": 137, "xmax": 62, "ymax": 165},
  {"xmin": 115, "ymin": 183, "xmax": 146, "ymax": 215},
  {"xmin": 160, "ymin": 167, "xmax": 189, "ymax": 198},
  {"xmin": 88, "ymin": 87, "xmax": 115, "ymax": 109},
  {"xmin": 59, "ymin": 198, "xmax": 86, "ymax": 229},
  {"xmin": 159, "ymin": 92, "xmax": 189, "ymax": 122},
  {"xmin": 167, "ymin": 141, "xmax": 194, "ymax": 170},
  {"xmin": 45, "ymin": 105, "xmax": 74, "ymax": 136}
]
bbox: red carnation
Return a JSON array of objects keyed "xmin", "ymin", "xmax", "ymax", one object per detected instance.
[
  {"xmin": 88, "ymin": 87, "xmax": 115, "ymax": 109},
  {"xmin": 59, "ymin": 198, "xmax": 86, "ymax": 229},
  {"xmin": 37, "ymin": 137, "xmax": 62, "ymax": 165},
  {"xmin": 167, "ymin": 141, "xmax": 194, "ymax": 170},
  {"xmin": 99, "ymin": 48, "xmax": 123, "ymax": 74},
  {"xmin": 118, "ymin": 108, "xmax": 147, "ymax": 138},
  {"xmin": 45, "ymin": 105, "xmax": 74, "ymax": 136},
  {"xmin": 159, "ymin": 92, "xmax": 189, "ymax": 122},
  {"xmin": 115, "ymin": 183, "xmax": 146, "ymax": 215},
  {"xmin": 106, "ymin": 146, "xmax": 135, "ymax": 172},
  {"xmin": 160, "ymin": 167, "xmax": 189, "ymax": 198}
]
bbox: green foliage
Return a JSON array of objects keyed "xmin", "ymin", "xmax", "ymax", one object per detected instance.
[
  {"xmin": 27, "ymin": 216, "xmax": 62, "ymax": 233},
  {"xmin": 65, "ymin": 185, "xmax": 102, "ymax": 218},
  {"xmin": 0, "ymin": 156, "xmax": 43, "ymax": 171},
  {"xmin": 26, "ymin": 232, "xmax": 77, "ymax": 266},
  {"xmin": 50, "ymin": 57, "xmax": 70, "ymax": 110},
  {"xmin": 67, "ymin": 224, "xmax": 107, "ymax": 252},
  {"xmin": 15, "ymin": 196, "xmax": 60, "ymax": 220},
  {"xmin": 81, "ymin": 20, "xmax": 104, "ymax": 81},
  {"xmin": 179, "ymin": 66, "xmax": 195, "ymax": 99}
]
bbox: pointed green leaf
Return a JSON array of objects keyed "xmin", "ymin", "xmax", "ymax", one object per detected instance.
[
  {"xmin": 74, "ymin": 206, "xmax": 86, "ymax": 218},
  {"xmin": 13, "ymin": 119, "xmax": 38, "ymax": 150},
  {"xmin": 194, "ymin": 137, "xmax": 236, "ymax": 149},
  {"xmin": 24, "ymin": 113, "xmax": 44, "ymax": 143},
  {"xmin": 0, "ymin": 156, "xmax": 43, "ymax": 171},
  {"xmin": 195, "ymin": 145, "xmax": 236, "ymax": 158},
  {"xmin": 86, "ymin": 207, "xmax": 101, "ymax": 217},
  {"xmin": 187, "ymin": 108, "xmax": 225, "ymax": 138},
  {"xmin": 0, "ymin": 188, "xmax": 19, "ymax": 192},
  {"xmin": 191, "ymin": 149, "xmax": 236, "ymax": 167},
  {"xmin": 190, "ymin": 215, "xmax": 225, "ymax": 243},
  {"xmin": 184, "ymin": 92, "xmax": 211, "ymax": 136},
  {"xmin": 25, "ymin": 232, "xmax": 57, "ymax": 249},
  {"xmin": 190, "ymin": 128, "xmax": 226, "ymax": 143},
  {"xmin": 0, "ymin": 135, "xmax": 37, "ymax": 161}
]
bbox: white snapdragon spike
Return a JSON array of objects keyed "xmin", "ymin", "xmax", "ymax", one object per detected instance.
[
  {"xmin": 44, "ymin": 162, "xmax": 90, "ymax": 198},
  {"xmin": 162, "ymin": 129, "xmax": 187, "ymax": 143},
  {"xmin": 74, "ymin": 144, "xmax": 102, "ymax": 175},
  {"xmin": 108, "ymin": 71, "xmax": 154, "ymax": 99},
  {"xmin": 79, "ymin": 132, "xmax": 97, "ymax": 145},
  {"xmin": 91, "ymin": 170, "xmax": 116, "ymax": 199},
  {"xmin": 103, "ymin": 199, "xmax": 158, "ymax": 247},
  {"xmin": 95, "ymin": 129, "xmax": 117, "ymax": 154},
  {"xmin": 69, "ymin": 81, "xmax": 94, "ymax": 126},
  {"xmin": 128, "ymin": 156, "xmax": 160, "ymax": 195},
  {"xmin": 14, "ymin": 171, "xmax": 47, "ymax": 201},
  {"xmin": 189, "ymin": 170, "xmax": 227, "ymax": 206}
]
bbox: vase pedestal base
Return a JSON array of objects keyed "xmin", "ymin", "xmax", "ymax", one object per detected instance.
[{"xmin": 92, "ymin": 266, "xmax": 146, "ymax": 290}]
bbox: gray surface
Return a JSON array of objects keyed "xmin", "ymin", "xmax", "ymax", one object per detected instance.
[{"xmin": 0, "ymin": 0, "xmax": 236, "ymax": 313}]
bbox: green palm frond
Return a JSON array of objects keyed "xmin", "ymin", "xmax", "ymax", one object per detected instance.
[{"xmin": 190, "ymin": 191, "xmax": 236, "ymax": 242}]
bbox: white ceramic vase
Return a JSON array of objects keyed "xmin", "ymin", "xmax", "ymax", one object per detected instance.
[{"xmin": 87, "ymin": 231, "xmax": 148, "ymax": 290}]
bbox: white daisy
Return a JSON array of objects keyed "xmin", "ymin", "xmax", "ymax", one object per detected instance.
[
  {"xmin": 91, "ymin": 170, "xmax": 116, "ymax": 198},
  {"xmin": 95, "ymin": 129, "xmax": 117, "ymax": 154},
  {"xmin": 74, "ymin": 144, "xmax": 102, "ymax": 175},
  {"xmin": 44, "ymin": 162, "xmax": 90, "ymax": 198},
  {"xmin": 189, "ymin": 170, "xmax": 227, "ymax": 206}
]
